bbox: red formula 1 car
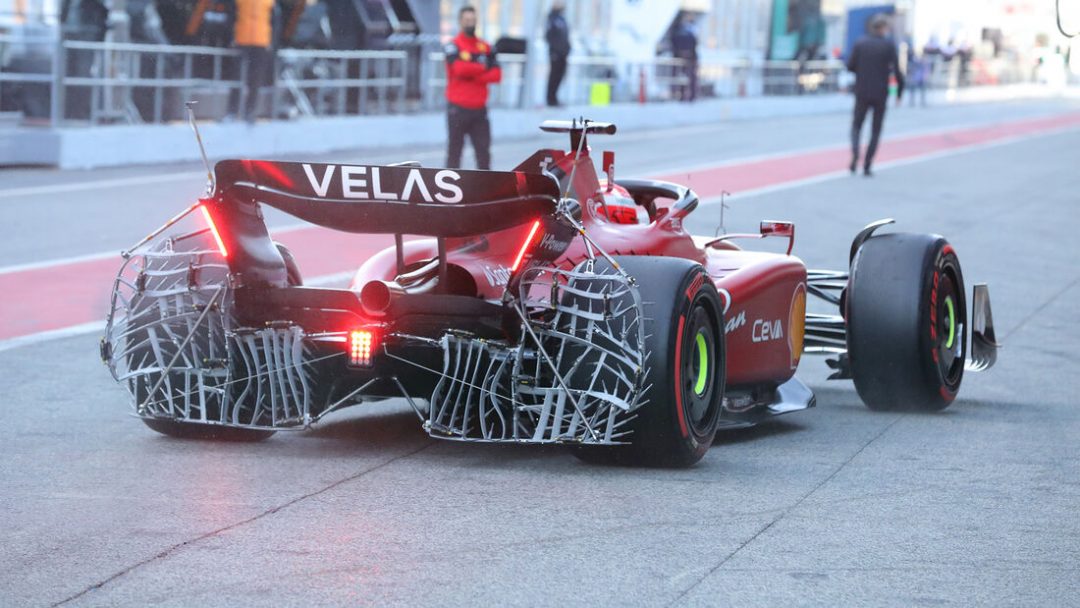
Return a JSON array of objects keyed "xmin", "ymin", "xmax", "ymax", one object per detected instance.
[{"xmin": 103, "ymin": 119, "xmax": 997, "ymax": 467}]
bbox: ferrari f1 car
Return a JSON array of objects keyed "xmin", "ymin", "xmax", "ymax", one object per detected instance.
[{"xmin": 102, "ymin": 119, "xmax": 998, "ymax": 467}]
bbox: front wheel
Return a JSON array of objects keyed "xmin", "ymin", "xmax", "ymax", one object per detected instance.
[
  {"xmin": 847, "ymin": 233, "xmax": 967, "ymax": 411},
  {"xmin": 574, "ymin": 256, "xmax": 726, "ymax": 467}
]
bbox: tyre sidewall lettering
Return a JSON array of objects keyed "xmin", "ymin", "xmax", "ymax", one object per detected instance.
[{"xmin": 925, "ymin": 246, "xmax": 965, "ymax": 401}]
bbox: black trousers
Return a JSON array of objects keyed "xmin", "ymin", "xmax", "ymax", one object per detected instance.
[
  {"xmin": 446, "ymin": 104, "xmax": 491, "ymax": 170},
  {"xmin": 679, "ymin": 58, "xmax": 698, "ymax": 102},
  {"xmin": 851, "ymin": 96, "xmax": 887, "ymax": 169},
  {"xmin": 236, "ymin": 46, "xmax": 272, "ymax": 121},
  {"xmin": 547, "ymin": 56, "xmax": 567, "ymax": 106}
]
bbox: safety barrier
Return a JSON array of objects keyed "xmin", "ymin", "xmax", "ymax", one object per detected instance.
[
  {"xmin": 0, "ymin": 32, "xmax": 59, "ymax": 123},
  {"xmin": 0, "ymin": 36, "xmax": 408, "ymax": 125},
  {"xmin": 421, "ymin": 53, "xmax": 850, "ymax": 109},
  {"xmin": 274, "ymin": 48, "xmax": 408, "ymax": 118},
  {"xmin": 2, "ymin": 35, "xmax": 1047, "ymax": 128}
]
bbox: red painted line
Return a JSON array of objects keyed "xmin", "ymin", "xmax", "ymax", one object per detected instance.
[
  {"xmin": 2, "ymin": 111, "xmax": 1079, "ymax": 344},
  {"xmin": 655, "ymin": 111, "xmax": 1080, "ymax": 199}
]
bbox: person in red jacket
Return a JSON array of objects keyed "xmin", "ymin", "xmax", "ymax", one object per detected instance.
[{"xmin": 445, "ymin": 5, "xmax": 502, "ymax": 169}]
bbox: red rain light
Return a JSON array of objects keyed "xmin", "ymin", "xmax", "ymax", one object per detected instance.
[
  {"xmin": 511, "ymin": 220, "xmax": 543, "ymax": 272},
  {"xmin": 349, "ymin": 329, "xmax": 377, "ymax": 367},
  {"xmin": 200, "ymin": 204, "xmax": 229, "ymax": 258}
]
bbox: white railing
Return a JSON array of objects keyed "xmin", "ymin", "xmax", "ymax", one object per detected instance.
[
  {"xmin": 0, "ymin": 37, "xmax": 408, "ymax": 125},
  {"xmin": 2, "ymin": 37, "xmax": 1045, "ymax": 128},
  {"xmin": 421, "ymin": 53, "xmax": 852, "ymax": 110}
]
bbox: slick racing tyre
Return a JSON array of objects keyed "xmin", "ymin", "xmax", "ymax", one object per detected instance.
[
  {"xmin": 136, "ymin": 244, "xmax": 302, "ymax": 442},
  {"xmin": 574, "ymin": 256, "xmax": 726, "ymax": 468},
  {"xmin": 847, "ymin": 233, "xmax": 966, "ymax": 411}
]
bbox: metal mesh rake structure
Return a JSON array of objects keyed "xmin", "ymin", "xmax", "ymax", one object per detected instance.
[
  {"xmin": 103, "ymin": 231, "xmax": 314, "ymax": 429},
  {"xmin": 103, "ymin": 194, "xmax": 650, "ymax": 442},
  {"xmin": 427, "ymin": 263, "xmax": 648, "ymax": 444}
]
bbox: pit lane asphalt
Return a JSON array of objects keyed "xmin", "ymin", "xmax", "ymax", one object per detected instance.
[{"xmin": 2, "ymin": 98, "xmax": 1079, "ymax": 607}]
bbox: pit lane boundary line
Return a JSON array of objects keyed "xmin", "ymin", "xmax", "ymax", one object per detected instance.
[
  {"xmin": 1, "ymin": 112, "xmax": 1077, "ymax": 351},
  {"xmin": 0, "ymin": 105, "xmax": 1066, "ymax": 202},
  {"xmin": 0, "ymin": 270, "xmax": 356, "ymax": 354},
  {"xmin": 699, "ymin": 121, "xmax": 1080, "ymax": 204},
  {"xmin": 0, "ymin": 221, "xmax": 313, "ymax": 276},
  {"xmin": 4, "ymin": 108, "xmax": 1077, "ymax": 278}
]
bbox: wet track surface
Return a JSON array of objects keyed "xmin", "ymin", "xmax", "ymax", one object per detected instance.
[{"xmin": 2, "ymin": 98, "xmax": 1080, "ymax": 606}]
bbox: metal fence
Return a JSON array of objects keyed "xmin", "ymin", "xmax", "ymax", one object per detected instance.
[
  {"xmin": 2, "ymin": 35, "xmax": 1047, "ymax": 129},
  {"xmin": 420, "ymin": 53, "xmax": 850, "ymax": 110},
  {"xmin": 0, "ymin": 35, "xmax": 408, "ymax": 126},
  {"xmin": 276, "ymin": 48, "xmax": 408, "ymax": 118}
]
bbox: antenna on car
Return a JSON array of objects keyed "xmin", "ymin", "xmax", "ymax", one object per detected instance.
[
  {"xmin": 185, "ymin": 101, "xmax": 216, "ymax": 196},
  {"xmin": 715, "ymin": 190, "xmax": 731, "ymax": 236},
  {"xmin": 562, "ymin": 117, "xmax": 591, "ymax": 200}
]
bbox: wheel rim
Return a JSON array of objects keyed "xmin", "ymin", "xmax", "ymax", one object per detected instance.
[
  {"xmin": 681, "ymin": 304, "xmax": 721, "ymax": 435},
  {"xmin": 935, "ymin": 269, "xmax": 964, "ymax": 387}
]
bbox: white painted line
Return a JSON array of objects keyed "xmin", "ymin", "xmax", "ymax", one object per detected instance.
[
  {"xmin": 654, "ymin": 111, "xmax": 1078, "ymax": 180},
  {"xmin": 0, "ymin": 321, "xmax": 106, "ymax": 353},
  {"xmin": 0, "ymin": 270, "xmax": 358, "ymax": 353},
  {"xmin": 0, "ymin": 171, "xmax": 206, "ymax": 200},
  {"xmin": 2, "ymin": 108, "xmax": 1061, "ymax": 201},
  {"xmin": 2, "ymin": 117, "xmax": 1077, "ymax": 351},
  {"xmin": 0, "ymin": 250, "xmax": 122, "ymax": 275},
  {"xmin": 3, "ymin": 117, "xmax": 1075, "ymax": 276},
  {"xmin": 698, "ymin": 123, "xmax": 1080, "ymax": 205},
  {"xmin": 0, "ymin": 221, "xmax": 313, "ymax": 276}
]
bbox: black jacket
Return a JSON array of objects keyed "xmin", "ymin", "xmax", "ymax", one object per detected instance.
[
  {"xmin": 545, "ymin": 11, "xmax": 570, "ymax": 59},
  {"xmin": 847, "ymin": 34, "xmax": 904, "ymax": 101},
  {"xmin": 671, "ymin": 23, "xmax": 698, "ymax": 60}
]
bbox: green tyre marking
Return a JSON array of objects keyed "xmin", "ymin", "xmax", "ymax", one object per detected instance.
[
  {"xmin": 944, "ymin": 296, "xmax": 956, "ymax": 350},
  {"xmin": 694, "ymin": 332, "xmax": 708, "ymax": 396}
]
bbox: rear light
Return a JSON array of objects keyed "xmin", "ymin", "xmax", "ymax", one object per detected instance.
[
  {"xmin": 199, "ymin": 204, "xmax": 229, "ymax": 258},
  {"xmin": 349, "ymin": 329, "xmax": 378, "ymax": 367},
  {"xmin": 511, "ymin": 220, "xmax": 543, "ymax": 272}
]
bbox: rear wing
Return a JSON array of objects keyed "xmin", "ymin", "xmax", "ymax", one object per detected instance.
[
  {"xmin": 203, "ymin": 159, "xmax": 561, "ymax": 287},
  {"xmin": 213, "ymin": 159, "xmax": 560, "ymax": 237}
]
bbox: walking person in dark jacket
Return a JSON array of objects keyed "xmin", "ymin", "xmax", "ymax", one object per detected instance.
[
  {"xmin": 671, "ymin": 12, "xmax": 699, "ymax": 102},
  {"xmin": 847, "ymin": 14, "xmax": 904, "ymax": 176},
  {"xmin": 444, "ymin": 5, "xmax": 502, "ymax": 169},
  {"xmin": 545, "ymin": 1, "xmax": 570, "ymax": 107}
]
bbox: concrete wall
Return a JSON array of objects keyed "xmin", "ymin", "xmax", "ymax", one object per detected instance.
[{"xmin": 3, "ymin": 83, "xmax": 1074, "ymax": 169}]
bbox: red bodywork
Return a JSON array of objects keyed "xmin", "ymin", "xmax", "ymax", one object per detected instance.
[{"xmin": 351, "ymin": 144, "xmax": 808, "ymax": 389}]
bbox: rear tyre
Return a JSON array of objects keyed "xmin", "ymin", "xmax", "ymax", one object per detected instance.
[
  {"xmin": 574, "ymin": 256, "xmax": 725, "ymax": 467},
  {"xmin": 847, "ymin": 233, "xmax": 966, "ymax": 411},
  {"xmin": 137, "ymin": 244, "xmax": 302, "ymax": 441}
]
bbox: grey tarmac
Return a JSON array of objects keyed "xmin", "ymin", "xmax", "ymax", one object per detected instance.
[{"xmin": 1, "ymin": 97, "xmax": 1078, "ymax": 607}]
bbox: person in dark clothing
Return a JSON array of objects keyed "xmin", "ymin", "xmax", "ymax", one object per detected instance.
[
  {"xmin": 233, "ymin": 0, "xmax": 276, "ymax": 124},
  {"xmin": 846, "ymin": 15, "xmax": 904, "ymax": 176},
  {"xmin": 671, "ymin": 12, "xmax": 699, "ymax": 102},
  {"xmin": 445, "ymin": 6, "xmax": 502, "ymax": 169},
  {"xmin": 545, "ymin": 2, "xmax": 571, "ymax": 107}
]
